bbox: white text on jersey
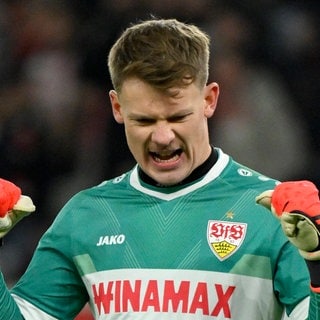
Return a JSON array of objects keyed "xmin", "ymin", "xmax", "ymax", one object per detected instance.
[{"xmin": 96, "ymin": 234, "xmax": 126, "ymax": 246}]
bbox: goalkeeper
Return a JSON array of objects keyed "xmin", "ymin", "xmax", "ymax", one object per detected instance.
[{"xmin": 1, "ymin": 18, "xmax": 320, "ymax": 319}]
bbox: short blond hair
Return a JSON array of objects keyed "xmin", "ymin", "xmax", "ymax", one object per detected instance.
[{"xmin": 108, "ymin": 18, "xmax": 210, "ymax": 94}]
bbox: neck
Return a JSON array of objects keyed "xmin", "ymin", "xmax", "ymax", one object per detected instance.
[{"xmin": 138, "ymin": 147, "xmax": 218, "ymax": 187}]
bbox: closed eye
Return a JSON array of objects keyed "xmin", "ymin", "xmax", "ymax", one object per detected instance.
[
  {"xmin": 129, "ymin": 112, "xmax": 193, "ymax": 125},
  {"xmin": 133, "ymin": 117, "xmax": 156, "ymax": 126},
  {"xmin": 168, "ymin": 113, "xmax": 193, "ymax": 123}
]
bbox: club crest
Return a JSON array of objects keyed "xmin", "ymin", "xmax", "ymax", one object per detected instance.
[{"xmin": 207, "ymin": 220, "xmax": 247, "ymax": 261}]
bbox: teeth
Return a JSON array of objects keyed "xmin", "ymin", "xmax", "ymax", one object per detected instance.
[
  {"xmin": 150, "ymin": 149, "xmax": 182, "ymax": 163},
  {"xmin": 153, "ymin": 153, "xmax": 179, "ymax": 163}
]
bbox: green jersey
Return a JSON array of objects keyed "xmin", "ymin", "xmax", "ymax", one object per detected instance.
[{"xmin": 8, "ymin": 149, "xmax": 312, "ymax": 319}]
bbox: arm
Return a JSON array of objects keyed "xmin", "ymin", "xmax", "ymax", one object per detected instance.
[
  {"xmin": 256, "ymin": 180, "xmax": 320, "ymax": 320},
  {"xmin": 0, "ymin": 178, "xmax": 88, "ymax": 319},
  {"xmin": 0, "ymin": 273, "xmax": 24, "ymax": 320},
  {"xmin": 0, "ymin": 179, "xmax": 34, "ymax": 319}
]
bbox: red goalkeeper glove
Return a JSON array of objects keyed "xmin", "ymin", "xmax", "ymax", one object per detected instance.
[
  {"xmin": 256, "ymin": 180, "xmax": 320, "ymax": 291},
  {"xmin": 0, "ymin": 178, "xmax": 36, "ymax": 239},
  {"xmin": 256, "ymin": 180, "xmax": 320, "ymax": 260}
]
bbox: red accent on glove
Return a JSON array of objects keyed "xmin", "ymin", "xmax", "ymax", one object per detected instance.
[
  {"xmin": 272, "ymin": 181, "xmax": 320, "ymax": 224},
  {"xmin": 0, "ymin": 179, "xmax": 22, "ymax": 217}
]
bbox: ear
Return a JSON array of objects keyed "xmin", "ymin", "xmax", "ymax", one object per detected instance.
[
  {"xmin": 204, "ymin": 82, "xmax": 219, "ymax": 118},
  {"xmin": 109, "ymin": 90, "xmax": 124, "ymax": 124}
]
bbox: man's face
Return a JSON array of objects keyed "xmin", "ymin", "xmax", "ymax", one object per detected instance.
[{"xmin": 110, "ymin": 78, "xmax": 219, "ymax": 186}]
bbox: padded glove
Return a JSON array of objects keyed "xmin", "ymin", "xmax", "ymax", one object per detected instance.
[
  {"xmin": 0, "ymin": 178, "xmax": 35, "ymax": 239},
  {"xmin": 256, "ymin": 180, "xmax": 320, "ymax": 260}
]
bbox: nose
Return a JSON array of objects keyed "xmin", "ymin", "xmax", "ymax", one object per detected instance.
[{"xmin": 151, "ymin": 123, "xmax": 175, "ymax": 146}]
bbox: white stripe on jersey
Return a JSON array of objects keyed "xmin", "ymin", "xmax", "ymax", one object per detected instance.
[
  {"xmin": 129, "ymin": 148, "xmax": 230, "ymax": 201},
  {"xmin": 82, "ymin": 268, "xmax": 285, "ymax": 320},
  {"xmin": 12, "ymin": 294, "xmax": 58, "ymax": 320},
  {"xmin": 283, "ymin": 297, "xmax": 309, "ymax": 320}
]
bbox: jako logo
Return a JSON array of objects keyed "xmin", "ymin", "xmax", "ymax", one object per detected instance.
[{"xmin": 96, "ymin": 234, "xmax": 125, "ymax": 246}]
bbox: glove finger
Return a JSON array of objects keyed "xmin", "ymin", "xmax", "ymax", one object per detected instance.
[
  {"xmin": 13, "ymin": 195, "xmax": 36, "ymax": 213},
  {"xmin": 256, "ymin": 190, "xmax": 273, "ymax": 210},
  {"xmin": 281, "ymin": 213, "xmax": 319, "ymax": 251},
  {"xmin": 0, "ymin": 215, "xmax": 12, "ymax": 230},
  {"xmin": 0, "ymin": 210, "xmax": 30, "ymax": 238},
  {"xmin": 0, "ymin": 196, "xmax": 35, "ymax": 239}
]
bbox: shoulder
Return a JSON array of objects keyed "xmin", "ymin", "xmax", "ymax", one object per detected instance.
[
  {"xmin": 52, "ymin": 170, "xmax": 134, "ymax": 222},
  {"xmin": 217, "ymin": 148, "xmax": 279, "ymax": 193},
  {"xmin": 74, "ymin": 170, "xmax": 133, "ymax": 200}
]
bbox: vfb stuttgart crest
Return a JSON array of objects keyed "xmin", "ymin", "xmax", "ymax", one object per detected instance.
[{"xmin": 207, "ymin": 220, "xmax": 247, "ymax": 261}]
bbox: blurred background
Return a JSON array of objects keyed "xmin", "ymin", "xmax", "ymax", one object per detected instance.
[{"xmin": 0, "ymin": 0, "xmax": 319, "ymax": 318}]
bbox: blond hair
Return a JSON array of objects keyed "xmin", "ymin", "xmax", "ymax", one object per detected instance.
[{"xmin": 108, "ymin": 19, "xmax": 210, "ymax": 94}]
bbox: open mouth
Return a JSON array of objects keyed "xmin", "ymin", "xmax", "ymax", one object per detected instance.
[{"xmin": 150, "ymin": 149, "xmax": 183, "ymax": 163}]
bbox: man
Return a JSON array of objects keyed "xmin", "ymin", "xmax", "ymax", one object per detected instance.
[{"xmin": 0, "ymin": 18, "xmax": 320, "ymax": 319}]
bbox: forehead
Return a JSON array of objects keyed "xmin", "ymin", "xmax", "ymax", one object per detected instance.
[
  {"xmin": 119, "ymin": 78, "xmax": 201, "ymax": 103},
  {"xmin": 119, "ymin": 79, "xmax": 201, "ymax": 117}
]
